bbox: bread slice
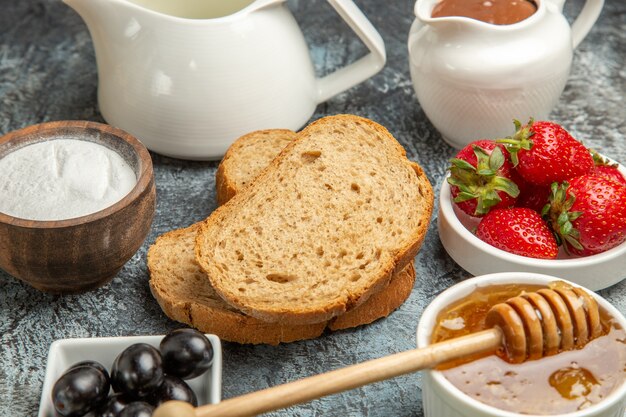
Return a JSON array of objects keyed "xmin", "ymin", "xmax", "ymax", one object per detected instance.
[
  {"xmin": 148, "ymin": 223, "xmax": 416, "ymax": 345},
  {"xmin": 216, "ymin": 129, "xmax": 297, "ymax": 205},
  {"xmin": 196, "ymin": 114, "xmax": 434, "ymax": 325},
  {"xmin": 214, "ymin": 127, "xmax": 417, "ymax": 329},
  {"xmin": 149, "ymin": 121, "xmax": 424, "ymax": 344}
]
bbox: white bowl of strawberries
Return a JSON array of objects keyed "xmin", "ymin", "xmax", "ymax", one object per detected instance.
[{"xmin": 438, "ymin": 119, "xmax": 626, "ymax": 291}]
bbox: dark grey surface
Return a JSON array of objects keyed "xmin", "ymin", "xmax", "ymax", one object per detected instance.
[{"xmin": 0, "ymin": 0, "xmax": 624, "ymax": 415}]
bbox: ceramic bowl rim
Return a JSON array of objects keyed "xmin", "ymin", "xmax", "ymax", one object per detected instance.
[
  {"xmin": 439, "ymin": 180, "xmax": 626, "ymax": 268},
  {"xmin": 0, "ymin": 120, "xmax": 154, "ymax": 228},
  {"xmin": 416, "ymin": 272, "xmax": 626, "ymax": 417}
]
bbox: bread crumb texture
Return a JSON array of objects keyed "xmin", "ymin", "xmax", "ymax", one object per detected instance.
[{"xmin": 196, "ymin": 115, "xmax": 433, "ymax": 324}]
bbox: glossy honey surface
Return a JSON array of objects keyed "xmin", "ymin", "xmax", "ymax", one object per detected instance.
[{"xmin": 431, "ymin": 283, "xmax": 626, "ymax": 414}]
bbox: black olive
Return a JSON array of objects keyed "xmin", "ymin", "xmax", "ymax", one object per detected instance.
[
  {"xmin": 148, "ymin": 375, "xmax": 198, "ymax": 407},
  {"xmin": 52, "ymin": 366, "xmax": 110, "ymax": 417},
  {"xmin": 111, "ymin": 343, "xmax": 164, "ymax": 398},
  {"xmin": 101, "ymin": 392, "xmax": 132, "ymax": 416},
  {"xmin": 68, "ymin": 360, "xmax": 110, "ymax": 380},
  {"xmin": 160, "ymin": 329, "xmax": 213, "ymax": 379},
  {"xmin": 118, "ymin": 401, "xmax": 154, "ymax": 417}
]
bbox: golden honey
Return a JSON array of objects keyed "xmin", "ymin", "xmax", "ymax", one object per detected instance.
[{"xmin": 431, "ymin": 283, "xmax": 626, "ymax": 414}]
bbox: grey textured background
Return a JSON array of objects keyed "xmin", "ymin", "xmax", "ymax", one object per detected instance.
[{"xmin": 1, "ymin": 0, "xmax": 625, "ymax": 415}]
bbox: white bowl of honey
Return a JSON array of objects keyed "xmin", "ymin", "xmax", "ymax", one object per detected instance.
[{"xmin": 416, "ymin": 272, "xmax": 626, "ymax": 417}]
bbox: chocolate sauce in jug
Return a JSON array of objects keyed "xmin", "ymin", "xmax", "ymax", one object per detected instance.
[{"xmin": 431, "ymin": 0, "xmax": 537, "ymax": 25}]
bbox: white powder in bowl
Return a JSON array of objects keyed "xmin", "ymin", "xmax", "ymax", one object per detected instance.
[{"xmin": 0, "ymin": 139, "xmax": 137, "ymax": 221}]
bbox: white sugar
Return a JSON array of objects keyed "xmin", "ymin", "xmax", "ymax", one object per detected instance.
[{"xmin": 0, "ymin": 139, "xmax": 137, "ymax": 221}]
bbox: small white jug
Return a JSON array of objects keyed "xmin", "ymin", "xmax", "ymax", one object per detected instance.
[
  {"xmin": 64, "ymin": 0, "xmax": 386, "ymax": 160},
  {"xmin": 408, "ymin": 0, "xmax": 603, "ymax": 148}
]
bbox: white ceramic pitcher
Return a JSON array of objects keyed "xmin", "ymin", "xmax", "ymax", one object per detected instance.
[
  {"xmin": 408, "ymin": 0, "xmax": 603, "ymax": 149},
  {"xmin": 64, "ymin": 0, "xmax": 386, "ymax": 160}
]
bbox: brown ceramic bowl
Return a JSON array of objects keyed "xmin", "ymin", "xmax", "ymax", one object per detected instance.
[{"xmin": 0, "ymin": 121, "xmax": 156, "ymax": 293}]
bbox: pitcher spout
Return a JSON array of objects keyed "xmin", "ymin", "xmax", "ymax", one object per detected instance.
[
  {"xmin": 414, "ymin": 0, "xmax": 464, "ymax": 29},
  {"xmin": 415, "ymin": 0, "xmax": 441, "ymax": 23},
  {"xmin": 64, "ymin": 0, "xmax": 110, "ymax": 24},
  {"xmin": 63, "ymin": 0, "xmax": 133, "ymax": 38}
]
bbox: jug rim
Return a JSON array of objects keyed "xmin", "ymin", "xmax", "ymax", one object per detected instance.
[
  {"xmin": 113, "ymin": 0, "xmax": 283, "ymax": 23},
  {"xmin": 414, "ymin": 0, "xmax": 547, "ymax": 31}
]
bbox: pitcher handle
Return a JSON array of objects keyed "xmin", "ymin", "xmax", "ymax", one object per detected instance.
[
  {"xmin": 567, "ymin": 0, "xmax": 604, "ymax": 48},
  {"xmin": 314, "ymin": 0, "xmax": 386, "ymax": 104}
]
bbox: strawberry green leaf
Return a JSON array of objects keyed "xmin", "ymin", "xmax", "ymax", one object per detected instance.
[
  {"xmin": 447, "ymin": 143, "xmax": 520, "ymax": 216},
  {"xmin": 473, "ymin": 145, "xmax": 499, "ymax": 176},
  {"xmin": 557, "ymin": 212, "xmax": 570, "ymax": 227},
  {"xmin": 589, "ymin": 148, "xmax": 618, "ymax": 168},
  {"xmin": 564, "ymin": 234, "xmax": 584, "ymax": 251},
  {"xmin": 488, "ymin": 147, "xmax": 505, "ymax": 172},
  {"xmin": 476, "ymin": 168, "xmax": 495, "ymax": 176},
  {"xmin": 569, "ymin": 211, "xmax": 583, "ymax": 221},
  {"xmin": 484, "ymin": 189, "xmax": 500, "ymax": 203},
  {"xmin": 561, "ymin": 221, "xmax": 572, "ymax": 235},
  {"xmin": 446, "ymin": 177, "xmax": 464, "ymax": 188},
  {"xmin": 564, "ymin": 195, "xmax": 576, "ymax": 211},
  {"xmin": 454, "ymin": 192, "xmax": 478, "ymax": 203},
  {"xmin": 544, "ymin": 180, "xmax": 584, "ymax": 252},
  {"xmin": 450, "ymin": 158, "xmax": 476, "ymax": 172},
  {"xmin": 496, "ymin": 118, "xmax": 535, "ymax": 167},
  {"xmin": 492, "ymin": 177, "xmax": 520, "ymax": 198}
]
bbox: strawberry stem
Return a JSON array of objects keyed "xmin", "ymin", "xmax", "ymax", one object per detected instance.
[
  {"xmin": 589, "ymin": 148, "xmax": 618, "ymax": 168},
  {"xmin": 542, "ymin": 181, "xmax": 584, "ymax": 253},
  {"xmin": 496, "ymin": 118, "xmax": 535, "ymax": 167}
]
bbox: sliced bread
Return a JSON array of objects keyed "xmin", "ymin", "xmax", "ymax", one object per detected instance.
[
  {"xmin": 148, "ymin": 223, "xmax": 416, "ymax": 345},
  {"xmin": 216, "ymin": 129, "xmax": 297, "ymax": 205},
  {"xmin": 196, "ymin": 114, "xmax": 434, "ymax": 325},
  {"xmin": 215, "ymin": 128, "xmax": 418, "ymax": 328}
]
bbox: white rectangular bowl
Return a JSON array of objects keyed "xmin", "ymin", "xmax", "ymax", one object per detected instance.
[{"xmin": 38, "ymin": 334, "xmax": 222, "ymax": 417}]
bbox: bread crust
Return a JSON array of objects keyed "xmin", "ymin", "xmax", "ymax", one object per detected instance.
[
  {"xmin": 196, "ymin": 115, "xmax": 434, "ymax": 325},
  {"xmin": 215, "ymin": 129, "xmax": 296, "ymax": 205},
  {"xmin": 148, "ymin": 223, "xmax": 415, "ymax": 345},
  {"xmin": 329, "ymin": 261, "xmax": 415, "ymax": 330},
  {"xmin": 214, "ymin": 162, "xmax": 237, "ymax": 207}
]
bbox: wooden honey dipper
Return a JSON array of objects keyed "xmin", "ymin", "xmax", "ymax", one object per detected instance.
[{"xmin": 154, "ymin": 286, "xmax": 603, "ymax": 417}]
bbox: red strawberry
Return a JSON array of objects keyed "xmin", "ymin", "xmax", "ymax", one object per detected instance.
[
  {"xmin": 590, "ymin": 149, "xmax": 626, "ymax": 187},
  {"xmin": 476, "ymin": 208, "xmax": 558, "ymax": 259},
  {"xmin": 497, "ymin": 119, "xmax": 594, "ymax": 186},
  {"xmin": 543, "ymin": 175, "xmax": 626, "ymax": 256},
  {"xmin": 515, "ymin": 183, "xmax": 550, "ymax": 213},
  {"xmin": 448, "ymin": 140, "xmax": 520, "ymax": 217},
  {"xmin": 595, "ymin": 165, "xmax": 626, "ymax": 187},
  {"xmin": 514, "ymin": 177, "xmax": 551, "ymax": 213}
]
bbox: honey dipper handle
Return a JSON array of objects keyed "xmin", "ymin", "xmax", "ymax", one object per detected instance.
[{"xmin": 154, "ymin": 328, "xmax": 502, "ymax": 417}]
